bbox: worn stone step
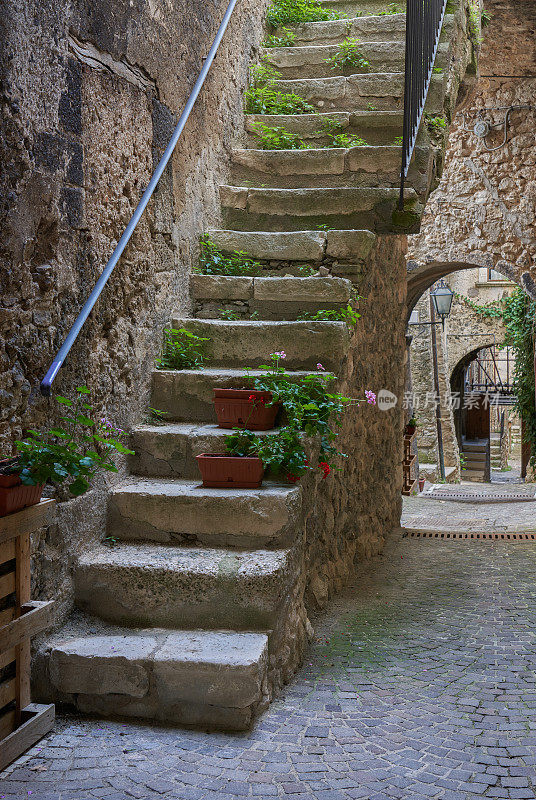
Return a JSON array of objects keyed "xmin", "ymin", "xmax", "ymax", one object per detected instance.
[
  {"xmin": 263, "ymin": 41, "xmax": 405, "ymax": 79},
  {"xmin": 463, "ymin": 460, "xmax": 486, "ymax": 471},
  {"xmin": 271, "ymin": 73, "xmax": 444, "ymax": 113},
  {"xmin": 129, "ymin": 426, "xmax": 282, "ymax": 480},
  {"xmin": 319, "ymin": 0, "xmax": 406, "ymax": 15},
  {"xmin": 287, "ymin": 13, "xmax": 406, "ymax": 45},
  {"xmin": 108, "ymin": 475, "xmax": 301, "ymax": 547},
  {"xmin": 462, "ymin": 441, "xmax": 487, "ymax": 452},
  {"xmin": 245, "ymin": 111, "xmax": 429, "ymax": 148},
  {"xmin": 39, "ymin": 625, "xmax": 268, "ymax": 731},
  {"xmin": 264, "ymin": 42, "xmax": 448, "ymax": 81},
  {"xmin": 206, "ymin": 228, "xmax": 376, "ymax": 264},
  {"xmin": 170, "ymin": 318, "xmax": 350, "ymax": 370},
  {"xmin": 230, "ymin": 145, "xmax": 431, "ymax": 194},
  {"xmin": 220, "ymin": 185, "xmax": 422, "ymax": 233},
  {"xmin": 75, "ymin": 544, "xmax": 293, "ymax": 630},
  {"xmin": 191, "ymin": 273, "xmax": 353, "ymax": 319},
  {"xmin": 151, "ymin": 367, "xmax": 319, "ymax": 422},
  {"xmin": 462, "ymin": 451, "xmax": 486, "ymax": 461}
]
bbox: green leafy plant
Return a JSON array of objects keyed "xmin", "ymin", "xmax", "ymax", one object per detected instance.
[
  {"xmin": 424, "ymin": 113, "xmax": 447, "ymax": 135},
  {"xmin": 266, "ymin": 0, "xmax": 340, "ymax": 27},
  {"xmin": 316, "ymin": 118, "xmax": 368, "ymax": 148},
  {"xmin": 468, "ymin": 0, "xmax": 482, "ymax": 45},
  {"xmin": 244, "ymin": 61, "xmax": 316, "ymax": 115},
  {"xmin": 393, "ymin": 135, "xmax": 403, "ymax": 145},
  {"xmin": 481, "ymin": 9, "xmax": 492, "ymax": 27},
  {"xmin": 262, "ymin": 28, "xmax": 297, "ymax": 47},
  {"xmin": 366, "ymin": 103, "xmax": 377, "ymax": 111},
  {"xmin": 432, "ymin": 66, "xmax": 443, "ymax": 74},
  {"xmin": 324, "ymin": 38, "xmax": 369, "ymax": 72},
  {"xmin": 297, "ymin": 303, "xmax": 361, "ymax": 327},
  {"xmin": 11, "ymin": 387, "xmax": 133, "ymax": 497},
  {"xmin": 156, "ymin": 327, "xmax": 209, "ymax": 370},
  {"xmin": 226, "ymin": 428, "xmax": 309, "ymax": 481},
  {"xmin": 219, "ymin": 308, "xmax": 241, "ymax": 320},
  {"xmin": 198, "ymin": 235, "xmax": 263, "ymax": 276},
  {"xmin": 147, "ymin": 407, "xmax": 169, "ymax": 424},
  {"xmin": 378, "ymin": 3, "xmax": 401, "ymax": 14},
  {"xmin": 252, "ymin": 122, "xmax": 309, "ymax": 150},
  {"xmin": 297, "ymin": 265, "xmax": 317, "ymax": 276}
]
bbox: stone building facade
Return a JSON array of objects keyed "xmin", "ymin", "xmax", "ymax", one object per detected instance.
[{"xmin": 407, "ymin": 0, "xmax": 536, "ymax": 476}]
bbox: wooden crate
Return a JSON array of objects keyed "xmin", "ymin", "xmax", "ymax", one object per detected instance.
[{"xmin": 0, "ymin": 500, "xmax": 55, "ymax": 771}]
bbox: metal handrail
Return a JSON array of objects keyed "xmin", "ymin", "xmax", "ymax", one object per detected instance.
[
  {"xmin": 399, "ymin": 0, "xmax": 448, "ymax": 208},
  {"xmin": 40, "ymin": 0, "xmax": 239, "ymax": 396}
]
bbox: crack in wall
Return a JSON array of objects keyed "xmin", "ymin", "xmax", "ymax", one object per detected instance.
[{"xmin": 68, "ymin": 33, "xmax": 157, "ymax": 95}]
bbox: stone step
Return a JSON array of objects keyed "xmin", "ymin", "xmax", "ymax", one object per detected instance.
[
  {"xmin": 190, "ymin": 273, "xmax": 353, "ymax": 319},
  {"xmin": 461, "ymin": 469, "xmax": 485, "ymax": 481},
  {"xmin": 263, "ymin": 41, "xmax": 404, "ymax": 80},
  {"xmin": 319, "ymin": 0, "xmax": 406, "ymax": 15},
  {"xmin": 264, "ymin": 42, "xmax": 448, "ymax": 81},
  {"xmin": 462, "ymin": 450, "xmax": 486, "ymax": 462},
  {"xmin": 170, "ymin": 318, "xmax": 350, "ymax": 370},
  {"xmin": 40, "ymin": 625, "xmax": 269, "ymax": 731},
  {"xmin": 109, "ymin": 475, "xmax": 301, "ymax": 547},
  {"xmin": 462, "ymin": 441, "xmax": 488, "ymax": 452},
  {"xmin": 75, "ymin": 544, "xmax": 292, "ymax": 630},
  {"xmin": 245, "ymin": 111, "xmax": 429, "ymax": 147},
  {"xmin": 220, "ymin": 185, "xmax": 421, "ymax": 233},
  {"xmin": 287, "ymin": 13, "xmax": 406, "ymax": 46},
  {"xmin": 271, "ymin": 72, "xmax": 444, "ymax": 113},
  {"xmin": 463, "ymin": 460, "xmax": 486, "ymax": 471},
  {"xmin": 206, "ymin": 228, "xmax": 376, "ymax": 264},
  {"xmin": 230, "ymin": 145, "xmax": 431, "ymax": 195},
  {"xmin": 151, "ymin": 367, "xmax": 317, "ymax": 422}
]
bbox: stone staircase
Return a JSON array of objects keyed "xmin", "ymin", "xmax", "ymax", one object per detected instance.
[
  {"xmin": 461, "ymin": 439, "xmax": 487, "ymax": 481},
  {"xmin": 36, "ymin": 0, "xmax": 472, "ymax": 729}
]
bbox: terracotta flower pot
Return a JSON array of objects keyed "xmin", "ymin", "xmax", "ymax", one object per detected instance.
[
  {"xmin": 196, "ymin": 453, "xmax": 264, "ymax": 488},
  {"xmin": 419, "ymin": 477, "xmax": 426, "ymax": 492},
  {"xmin": 405, "ymin": 424, "xmax": 416, "ymax": 437},
  {"xmin": 213, "ymin": 389, "xmax": 281, "ymax": 431},
  {"xmin": 0, "ymin": 475, "xmax": 44, "ymax": 517}
]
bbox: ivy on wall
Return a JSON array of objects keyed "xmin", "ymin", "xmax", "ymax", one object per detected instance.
[{"xmin": 457, "ymin": 289, "xmax": 536, "ymax": 464}]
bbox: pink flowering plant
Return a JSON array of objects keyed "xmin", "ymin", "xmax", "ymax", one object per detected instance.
[{"xmin": 226, "ymin": 352, "xmax": 375, "ymax": 481}]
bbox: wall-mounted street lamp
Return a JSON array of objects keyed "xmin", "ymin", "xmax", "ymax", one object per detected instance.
[
  {"xmin": 409, "ymin": 280, "xmax": 454, "ymax": 331},
  {"xmin": 430, "ymin": 279, "xmax": 454, "ymax": 323}
]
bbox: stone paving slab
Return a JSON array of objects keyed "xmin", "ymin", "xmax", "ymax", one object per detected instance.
[{"xmin": 2, "ymin": 531, "xmax": 536, "ymax": 799}]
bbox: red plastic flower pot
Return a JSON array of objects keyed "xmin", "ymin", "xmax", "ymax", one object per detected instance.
[
  {"xmin": 0, "ymin": 477, "xmax": 44, "ymax": 517},
  {"xmin": 213, "ymin": 389, "xmax": 280, "ymax": 431},
  {"xmin": 196, "ymin": 454, "xmax": 264, "ymax": 488}
]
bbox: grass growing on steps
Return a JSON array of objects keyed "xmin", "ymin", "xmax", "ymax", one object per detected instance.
[
  {"xmin": 197, "ymin": 235, "xmax": 263, "ymax": 276},
  {"xmin": 262, "ymin": 28, "xmax": 297, "ymax": 47},
  {"xmin": 156, "ymin": 328, "xmax": 210, "ymax": 370},
  {"xmin": 266, "ymin": 0, "xmax": 341, "ymax": 27},
  {"xmin": 245, "ymin": 61, "xmax": 316, "ymax": 115},
  {"xmin": 251, "ymin": 119, "xmax": 369, "ymax": 150}
]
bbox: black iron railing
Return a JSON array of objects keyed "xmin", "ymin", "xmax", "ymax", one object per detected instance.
[
  {"xmin": 399, "ymin": 0, "xmax": 448, "ymax": 208},
  {"xmin": 40, "ymin": 0, "xmax": 238, "ymax": 396}
]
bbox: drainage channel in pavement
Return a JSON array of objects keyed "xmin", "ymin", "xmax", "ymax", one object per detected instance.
[{"xmin": 403, "ymin": 528, "xmax": 536, "ymax": 541}]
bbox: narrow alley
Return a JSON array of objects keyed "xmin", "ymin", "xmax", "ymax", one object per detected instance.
[{"xmin": 2, "ymin": 481, "xmax": 536, "ymax": 800}]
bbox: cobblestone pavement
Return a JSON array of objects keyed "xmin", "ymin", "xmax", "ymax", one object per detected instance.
[
  {"xmin": 2, "ymin": 523, "xmax": 536, "ymax": 799},
  {"xmin": 401, "ymin": 481, "xmax": 536, "ymax": 534}
]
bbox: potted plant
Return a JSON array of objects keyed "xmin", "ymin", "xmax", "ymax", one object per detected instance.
[
  {"xmin": 0, "ymin": 456, "xmax": 44, "ymax": 517},
  {"xmin": 0, "ymin": 386, "xmax": 133, "ymax": 517},
  {"xmin": 196, "ymin": 452, "xmax": 265, "ymax": 488},
  {"xmin": 405, "ymin": 416, "xmax": 418, "ymax": 436},
  {"xmin": 213, "ymin": 389, "xmax": 280, "ymax": 430},
  {"xmin": 419, "ymin": 476, "xmax": 426, "ymax": 492}
]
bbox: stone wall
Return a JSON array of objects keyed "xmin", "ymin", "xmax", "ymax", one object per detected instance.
[
  {"xmin": 1, "ymin": 0, "xmax": 269, "ymax": 617},
  {"xmin": 406, "ymin": 0, "xmax": 536, "ymax": 473},
  {"xmin": 407, "ymin": 0, "xmax": 536, "ymax": 307}
]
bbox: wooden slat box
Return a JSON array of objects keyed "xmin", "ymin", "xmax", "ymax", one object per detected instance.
[{"xmin": 0, "ymin": 500, "xmax": 55, "ymax": 771}]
